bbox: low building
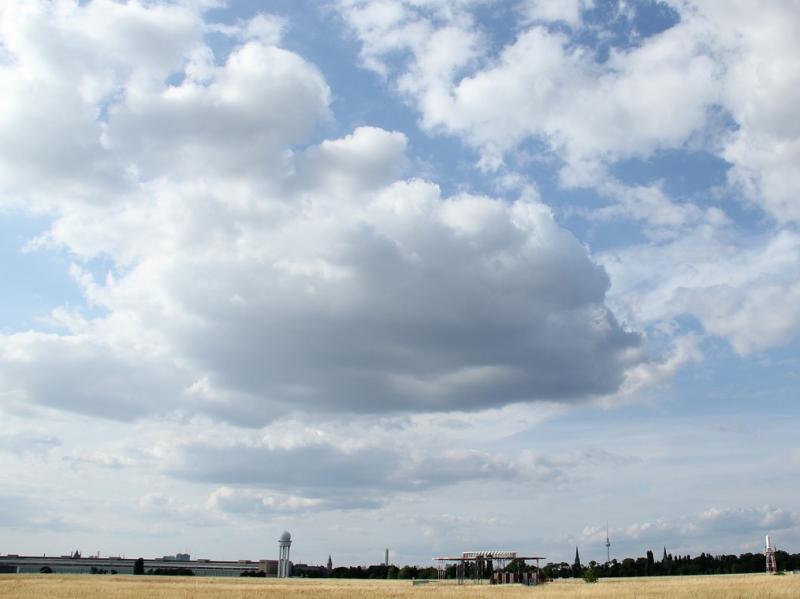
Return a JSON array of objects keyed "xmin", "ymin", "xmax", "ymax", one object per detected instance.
[
  {"xmin": 0, "ymin": 555, "xmax": 264, "ymax": 577},
  {"xmin": 259, "ymin": 559, "xmax": 279, "ymax": 576}
]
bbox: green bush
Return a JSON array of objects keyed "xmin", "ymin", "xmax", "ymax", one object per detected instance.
[{"xmin": 583, "ymin": 568, "xmax": 598, "ymax": 583}]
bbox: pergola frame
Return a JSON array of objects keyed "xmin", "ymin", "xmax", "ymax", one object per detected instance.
[{"xmin": 433, "ymin": 551, "xmax": 545, "ymax": 585}]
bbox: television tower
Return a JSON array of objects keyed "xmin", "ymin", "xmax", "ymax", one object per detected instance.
[
  {"xmin": 605, "ymin": 522, "xmax": 611, "ymax": 565},
  {"xmin": 765, "ymin": 535, "xmax": 778, "ymax": 574}
]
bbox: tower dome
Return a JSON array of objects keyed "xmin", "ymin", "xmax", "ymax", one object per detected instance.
[{"xmin": 279, "ymin": 531, "xmax": 291, "ymax": 543}]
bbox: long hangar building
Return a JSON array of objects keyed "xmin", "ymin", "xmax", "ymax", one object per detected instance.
[
  {"xmin": 0, "ymin": 554, "xmax": 268, "ymax": 576},
  {"xmin": 0, "ymin": 531, "xmax": 326, "ymax": 577}
]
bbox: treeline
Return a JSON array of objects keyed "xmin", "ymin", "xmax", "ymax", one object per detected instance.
[
  {"xmin": 117, "ymin": 549, "xmax": 798, "ymax": 580},
  {"xmin": 329, "ymin": 550, "xmax": 800, "ymax": 580},
  {"xmin": 545, "ymin": 549, "xmax": 800, "ymax": 579},
  {"xmin": 330, "ymin": 564, "xmax": 440, "ymax": 579}
]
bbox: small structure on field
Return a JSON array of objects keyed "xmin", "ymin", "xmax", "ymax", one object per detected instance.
[
  {"xmin": 433, "ymin": 550, "xmax": 545, "ymax": 585},
  {"xmin": 766, "ymin": 535, "xmax": 778, "ymax": 574}
]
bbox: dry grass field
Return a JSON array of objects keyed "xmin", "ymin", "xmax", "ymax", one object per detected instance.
[{"xmin": 2, "ymin": 574, "xmax": 799, "ymax": 599}]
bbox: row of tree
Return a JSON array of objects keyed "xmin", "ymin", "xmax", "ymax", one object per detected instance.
[
  {"xmin": 122, "ymin": 549, "xmax": 799, "ymax": 579},
  {"xmin": 548, "ymin": 548, "xmax": 800, "ymax": 578},
  {"xmin": 322, "ymin": 549, "xmax": 800, "ymax": 580},
  {"xmin": 329, "ymin": 564, "xmax": 440, "ymax": 579}
]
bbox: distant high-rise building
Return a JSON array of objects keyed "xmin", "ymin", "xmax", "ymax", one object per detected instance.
[{"xmin": 385, "ymin": 548, "xmax": 389, "ymax": 567}]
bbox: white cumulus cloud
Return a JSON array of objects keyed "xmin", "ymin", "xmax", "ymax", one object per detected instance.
[{"xmin": 0, "ymin": 0, "xmax": 649, "ymax": 425}]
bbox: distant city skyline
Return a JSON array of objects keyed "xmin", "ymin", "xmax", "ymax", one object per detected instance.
[{"xmin": 0, "ymin": 0, "xmax": 798, "ymax": 566}]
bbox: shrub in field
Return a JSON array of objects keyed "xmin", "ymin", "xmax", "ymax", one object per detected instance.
[
  {"xmin": 584, "ymin": 567, "xmax": 599, "ymax": 583},
  {"xmin": 147, "ymin": 567, "xmax": 194, "ymax": 576}
]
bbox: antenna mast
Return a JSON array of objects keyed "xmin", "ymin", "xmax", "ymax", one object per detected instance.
[{"xmin": 605, "ymin": 522, "xmax": 611, "ymax": 565}]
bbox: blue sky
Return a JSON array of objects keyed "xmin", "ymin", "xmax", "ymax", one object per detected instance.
[{"xmin": 0, "ymin": 0, "xmax": 798, "ymax": 567}]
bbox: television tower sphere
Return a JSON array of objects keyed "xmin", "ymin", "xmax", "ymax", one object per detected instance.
[{"xmin": 280, "ymin": 531, "xmax": 291, "ymax": 544}]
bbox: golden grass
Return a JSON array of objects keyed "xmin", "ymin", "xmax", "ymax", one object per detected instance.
[{"xmin": 1, "ymin": 573, "xmax": 799, "ymax": 599}]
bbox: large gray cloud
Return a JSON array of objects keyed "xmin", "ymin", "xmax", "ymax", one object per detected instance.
[
  {"xmin": 0, "ymin": 174, "xmax": 643, "ymax": 421},
  {"xmin": 166, "ymin": 437, "xmax": 566, "ymax": 512},
  {"xmin": 166, "ymin": 178, "xmax": 642, "ymax": 416},
  {"xmin": 0, "ymin": 1, "xmax": 645, "ymax": 425}
]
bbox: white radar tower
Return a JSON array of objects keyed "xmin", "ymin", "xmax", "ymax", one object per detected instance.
[{"xmin": 278, "ymin": 531, "xmax": 292, "ymax": 578}]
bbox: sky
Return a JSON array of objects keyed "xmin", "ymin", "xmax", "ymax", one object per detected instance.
[{"xmin": 0, "ymin": 0, "xmax": 799, "ymax": 568}]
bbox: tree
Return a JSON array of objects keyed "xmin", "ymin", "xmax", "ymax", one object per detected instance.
[
  {"xmin": 397, "ymin": 565, "xmax": 418, "ymax": 579},
  {"xmin": 583, "ymin": 567, "xmax": 598, "ymax": 583},
  {"xmin": 366, "ymin": 564, "xmax": 388, "ymax": 579},
  {"xmin": 329, "ymin": 567, "xmax": 350, "ymax": 578},
  {"xmin": 636, "ymin": 556, "xmax": 648, "ymax": 576},
  {"xmin": 620, "ymin": 558, "xmax": 636, "ymax": 577},
  {"xmin": 133, "ymin": 558, "xmax": 145, "ymax": 575},
  {"xmin": 418, "ymin": 566, "xmax": 439, "ymax": 580}
]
